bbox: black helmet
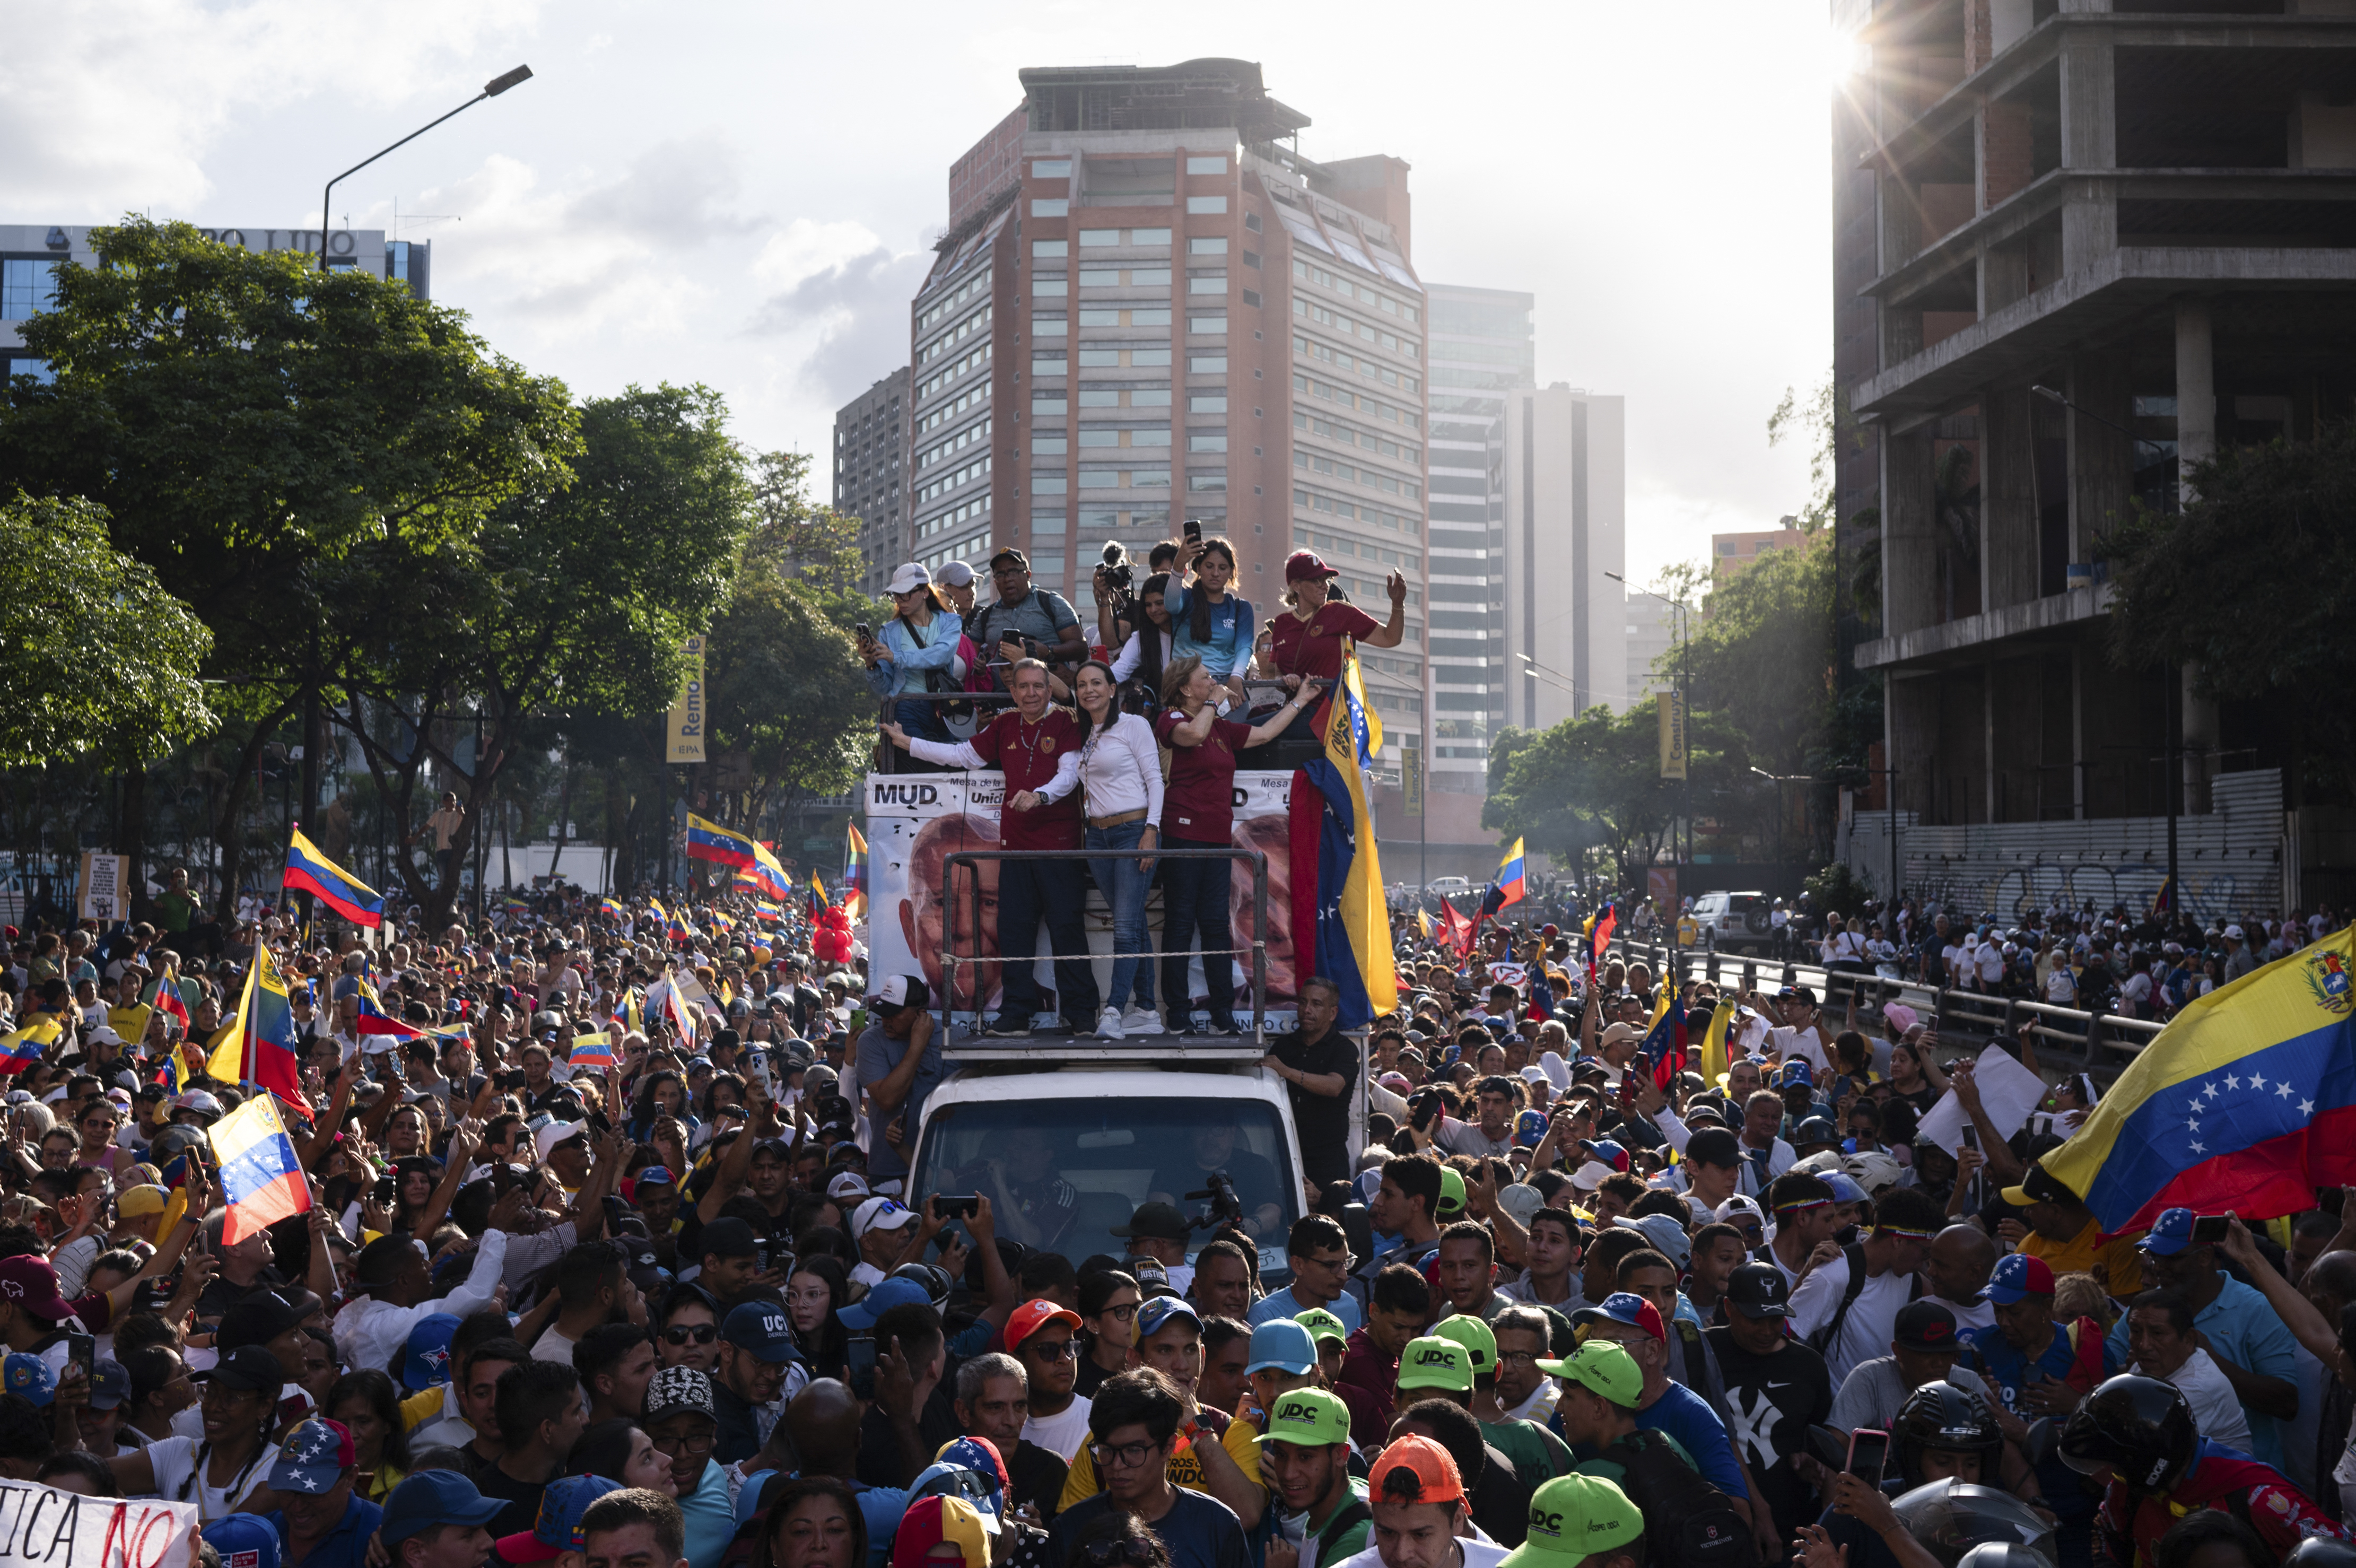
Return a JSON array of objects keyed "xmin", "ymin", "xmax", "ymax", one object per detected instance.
[
  {"xmin": 1889, "ymin": 1480, "xmax": 2057, "ymax": 1568},
  {"xmin": 2287, "ymin": 1542, "xmax": 2356, "ymax": 1568},
  {"xmin": 1892, "ymin": 1382, "xmax": 2003, "ymax": 1486},
  {"xmin": 2057, "ymin": 1374, "xmax": 2197, "ymax": 1495}
]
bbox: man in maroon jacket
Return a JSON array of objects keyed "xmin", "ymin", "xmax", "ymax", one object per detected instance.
[
  {"xmin": 1334, "ymin": 1261, "xmax": 1434, "ymax": 1448},
  {"xmin": 884, "ymin": 658, "xmax": 1100, "ymax": 1036}
]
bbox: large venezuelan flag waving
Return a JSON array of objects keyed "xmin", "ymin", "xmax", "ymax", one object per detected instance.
[
  {"xmin": 685, "ymin": 814, "xmax": 759, "ymax": 870},
  {"xmin": 206, "ymin": 944, "xmax": 306, "ymax": 1113},
  {"xmin": 209, "ymin": 1092, "xmax": 311, "ymax": 1244},
  {"xmin": 1286, "ymin": 644, "xmax": 1399, "ymax": 1028},
  {"xmin": 2044, "ymin": 924, "xmax": 2356, "ymax": 1232},
  {"xmin": 284, "ymin": 829, "xmax": 384, "ymax": 927}
]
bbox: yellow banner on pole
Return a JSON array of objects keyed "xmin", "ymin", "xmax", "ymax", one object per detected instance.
[
  {"xmin": 667, "ymin": 635, "xmax": 707, "ymax": 764},
  {"xmin": 1401, "ymin": 746, "xmax": 1424, "ymax": 817},
  {"xmin": 1658, "ymin": 689, "xmax": 1687, "ymax": 780}
]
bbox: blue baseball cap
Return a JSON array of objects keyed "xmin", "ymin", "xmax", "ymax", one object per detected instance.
[
  {"xmin": 1984, "ymin": 1253, "xmax": 2058, "ymax": 1305},
  {"xmin": 1136, "ymin": 1296, "xmax": 1200, "ymax": 1339},
  {"xmin": 911, "ymin": 1459, "xmax": 1004, "ymax": 1521},
  {"xmin": 382, "ymin": 1470, "xmax": 508, "ymax": 1545},
  {"xmin": 203, "ymin": 1517, "xmax": 282, "ymax": 1568},
  {"xmin": 88, "ymin": 1357, "xmax": 129, "ymax": 1410},
  {"xmin": 1514, "ymin": 1109, "xmax": 1550, "ymax": 1149},
  {"xmin": 1245, "ymin": 1320, "xmax": 1318, "ymax": 1377},
  {"xmin": 836, "ymin": 1276, "xmax": 930, "ymax": 1331},
  {"xmin": 404, "ymin": 1312, "xmax": 461, "ymax": 1392},
  {"xmin": 498, "ymin": 1475, "xmax": 624, "ymax": 1563},
  {"xmin": 2, "ymin": 1354, "xmax": 51, "ymax": 1407},
  {"xmin": 2140, "ymin": 1208, "xmax": 2199, "ymax": 1257},
  {"xmin": 1578, "ymin": 1139, "xmax": 1629, "ymax": 1174},
  {"xmin": 1777, "ymin": 1059, "xmax": 1814, "ymax": 1088},
  {"xmin": 1572, "ymin": 1292, "xmax": 1669, "ymax": 1339},
  {"xmin": 720, "ymin": 1301, "xmax": 805, "ymax": 1364},
  {"xmin": 936, "ymin": 1437, "xmax": 1008, "ymax": 1506},
  {"xmin": 268, "ymin": 1419, "xmax": 355, "ymax": 1494}
]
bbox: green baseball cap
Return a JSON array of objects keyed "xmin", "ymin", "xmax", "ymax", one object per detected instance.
[
  {"xmin": 1294, "ymin": 1308, "xmax": 1349, "ymax": 1349},
  {"xmin": 1432, "ymin": 1313, "xmax": 1496, "ymax": 1377},
  {"xmin": 1537, "ymin": 1340, "xmax": 1642, "ymax": 1409},
  {"xmin": 1396, "ymin": 1335, "xmax": 1473, "ymax": 1393},
  {"xmin": 1262, "ymin": 1388, "xmax": 1351, "ymax": 1448},
  {"xmin": 1501, "ymin": 1474, "xmax": 1644, "ymax": 1566},
  {"xmin": 1436, "ymin": 1166, "xmax": 1468, "ymax": 1218}
]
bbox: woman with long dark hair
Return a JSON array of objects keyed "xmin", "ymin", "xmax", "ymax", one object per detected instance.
[
  {"xmin": 1155, "ymin": 655, "xmax": 1320, "ymax": 1035},
  {"xmin": 1071, "ymin": 658, "xmax": 1165, "ymax": 1038},
  {"xmin": 857, "ymin": 563, "xmax": 965, "ymax": 747},
  {"xmin": 1106, "ymin": 571, "xmax": 1175, "ymax": 715},
  {"xmin": 1074, "ymin": 1269, "xmax": 1142, "ymax": 1398},
  {"xmin": 326, "ymin": 1369, "xmax": 413, "ymax": 1505},
  {"xmin": 786, "ymin": 1256, "xmax": 852, "ymax": 1380},
  {"xmin": 108, "ymin": 1351, "xmax": 277, "ymax": 1520},
  {"xmin": 1168, "ymin": 538, "xmax": 1254, "ymax": 708},
  {"xmin": 629, "ymin": 1070, "xmax": 694, "ymax": 1144}
]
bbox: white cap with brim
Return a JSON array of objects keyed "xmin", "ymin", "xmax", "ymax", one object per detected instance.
[
  {"xmin": 534, "ymin": 1119, "xmax": 590, "ymax": 1163},
  {"xmin": 1569, "ymin": 1160, "xmax": 1617, "ymax": 1190}
]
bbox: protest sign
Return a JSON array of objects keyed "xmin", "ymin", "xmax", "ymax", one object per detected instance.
[{"xmin": 0, "ymin": 1477, "xmax": 196, "ymax": 1568}]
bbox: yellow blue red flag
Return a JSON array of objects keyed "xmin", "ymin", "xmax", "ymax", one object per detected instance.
[
  {"xmin": 1286, "ymin": 643, "xmax": 1398, "ymax": 1027},
  {"xmin": 208, "ymin": 1092, "xmax": 310, "ymax": 1244},
  {"xmin": 685, "ymin": 814, "xmax": 759, "ymax": 870},
  {"xmin": 2043, "ymin": 924, "xmax": 2356, "ymax": 1230},
  {"xmin": 207, "ymin": 944, "xmax": 304, "ymax": 1113},
  {"xmin": 283, "ymin": 828, "xmax": 385, "ymax": 927}
]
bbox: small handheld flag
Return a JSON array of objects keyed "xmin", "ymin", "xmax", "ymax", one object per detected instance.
[
  {"xmin": 567, "ymin": 1030, "xmax": 618, "ymax": 1070},
  {"xmin": 207, "ymin": 944, "xmax": 304, "ymax": 1113},
  {"xmin": 0, "ymin": 1019, "xmax": 61, "ymax": 1075},
  {"xmin": 283, "ymin": 828, "xmax": 385, "ymax": 928},
  {"xmin": 208, "ymin": 1092, "xmax": 311, "ymax": 1245},
  {"xmin": 844, "ymin": 823, "xmax": 869, "ymax": 921},
  {"xmin": 684, "ymin": 814, "xmax": 760, "ymax": 870},
  {"xmin": 353, "ymin": 994, "xmax": 424, "ymax": 1043}
]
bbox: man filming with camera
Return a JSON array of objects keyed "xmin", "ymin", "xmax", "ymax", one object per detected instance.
[{"xmin": 1149, "ymin": 1124, "xmax": 1285, "ymax": 1242}]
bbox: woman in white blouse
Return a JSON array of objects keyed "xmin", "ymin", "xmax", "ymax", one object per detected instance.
[{"xmin": 1071, "ymin": 659, "xmax": 1164, "ymax": 1038}]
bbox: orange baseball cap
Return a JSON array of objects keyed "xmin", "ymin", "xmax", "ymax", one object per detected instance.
[
  {"xmin": 1006, "ymin": 1299, "xmax": 1083, "ymax": 1351},
  {"xmin": 1370, "ymin": 1435, "xmax": 1464, "ymax": 1504}
]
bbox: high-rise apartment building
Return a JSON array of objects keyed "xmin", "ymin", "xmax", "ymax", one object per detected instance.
[
  {"xmin": 1839, "ymin": 1, "xmax": 2345, "ymax": 834},
  {"xmin": 833, "ymin": 369, "xmax": 910, "ymax": 598},
  {"xmin": 1711, "ymin": 523, "xmax": 1807, "ymax": 582},
  {"xmin": 906, "ymin": 58, "xmax": 1436, "ymax": 823},
  {"xmin": 1502, "ymin": 386, "xmax": 1626, "ymax": 730},
  {"xmin": 1626, "ymin": 595, "xmax": 1674, "ymax": 711},
  {"xmin": 1424, "ymin": 287, "xmax": 1530, "ymax": 791}
]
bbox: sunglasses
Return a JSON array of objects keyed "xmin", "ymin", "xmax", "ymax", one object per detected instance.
[{"xmin": 664, "ymin": 1323, "xmax": 718, "ymax": 1346}]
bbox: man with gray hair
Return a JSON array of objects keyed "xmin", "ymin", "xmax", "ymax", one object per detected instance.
[{"xmin": 950, "ymin": 1351, "xmax": 1068, "ymax": 1521}]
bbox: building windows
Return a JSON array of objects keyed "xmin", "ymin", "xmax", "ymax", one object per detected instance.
[
  {"xmin": 1033, "ymin": 473, "xmax": 1068, "ymax": 494},
  {"xmin": 1188, "ymin": 354, "xmax": 1228, "ymax": 373},
  {"xmin": 1078, "ymin": 308, "xmax": 1168, "ymax": 328},
  {"xmin": 1189, "ymin": 315, "xmax": 1226, "ymax": 336},
  {"xmin": 1188, "ymin": 237, "xmax": 1228, "ymax": 256},
  {"xmin": 1190, "ymin": 394, "xmax": 1228, "ymax": 413},
  {"xmin": 1033, "ymin": 160, "xmax": 1073, "ymax": 178},
  {"xmin": 1032, "ymin": 394, "xmax": 1068, "ymax": 416},
  {"xmin": 1292, "ymin": 485, "xmax": 1423, "ymax": 536},
  {"xmin": 1033, "ymin": 276, "xmax": 1068, "ymax": 298},
  {"xmin": 1131, "ymin": 348, "xmax": 1172, "ymax": 367},
  {"xmin": 1034, "ymin": 435, "xmax": 1068, "ymax": 456},
  {"xmin": 1078, "ymin": 429, "xmax": 1120, "ymax": 447},
  {"xmin": 1189, "ymin": 433, "xmax": 1227, "ymax": 452},
  {"xmin": 1244, "ymin": 211, "xmax": 1262, "ymax": 233},
  {"xmin": 1186, "ymin": 196, "xmax": 1228, "ymax": 214},
  {"xmin": 1289, "ymin": 257, "xmax": 1420, "ymax": 324},
  {"xmin": 1078, "ymin": 349, "xmax": 1119, "ymax": 368},
  {"xmin": 1081, "ymin": 227, "xmax": 1171, "ymax": 248},
  {"xmin": 1031, "ymin": 199, "xmax": 1069, "ymax": 217},
  {"xmin": 1189, "ymin": 472, "xmax": 1228, "ymax": 491},
  {"xmin": 1, "ymin": 259, "xmax": 59, "ymax": 320},
  {"xmin": 1241, "ymin": 289, "xmax": 1262, "ymax": 309},
  {"xmin": 1242, "ymin": 249, "xmax": 1260, "ymax": 269},
  {"xmin": 1034, "ymin": 353, "xmax": 1070, "ymax": 375},
  {"xmin": 1292, "ymin": 371, "xmax": 1420, "ymax": 429},
  {"xmin": 1034, "ymin": 314, "xmax": 1068, "ymax": 335},
  {"xmin": 1185, "ymin": 156, "xmax": 1227, "ymax": 175},
  {"xmin": 1034, "ymin": 240, "xmax": 1068, "ymax": 259},
  {"xmin": 1188, "ymin": 272, "xmax": 1227, "ymax": 295}
]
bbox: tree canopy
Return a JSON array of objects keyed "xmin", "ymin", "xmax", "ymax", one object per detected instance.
[{"xmin": 1483, "ymin": 701, "xmax": 1750, "ymax": 885}]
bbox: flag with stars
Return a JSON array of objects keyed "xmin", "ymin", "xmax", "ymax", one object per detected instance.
[
  {"xmin": 2043, "ymin": 923, "xmax": 2356, "ymax": 1232},
  {"xmin": 1285, "ymin": 642, "xmax": 1399, "ymax": 1029}
]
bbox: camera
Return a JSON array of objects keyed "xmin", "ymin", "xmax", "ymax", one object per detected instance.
[
  {"xmin": 1183, "ymin": 1171, "xmax": 1244, "ymax": 1230},
  {"xmin": 1099, "ymin": 542, "xmax": 1133, "ymax": 595}
]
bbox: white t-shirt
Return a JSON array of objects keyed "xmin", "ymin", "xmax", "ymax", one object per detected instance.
[
  {"xmin": 530, "ymin": 1325, "xmax": 577, "ymax": 1364},
  {"xmin": 1022, "ymin": 1396, "xmax": 1094, "ymax": 1462},
  {"xmin": 1769, "ymin": 1026, "xmax": 1831, "ymax": 1077},
  {"xmin": 1926, "ymin": 1293, "xmax": 1996, "ymax": 1336},
  {"xmin": 144, "ymin": 1434, "xmax": 273, "ymax": 1522},
  {"xmin": 2157, "ymin": 1347, "xmax": 2254, "ymax": 1454},
  {"xmin": 1826, "ymin": 1268, "xmax": 1921, "ymax": 1390},
  {"xmin": 2044, "ymin": 966, "xmax": 2078, "ymax": 1005},
  {"xmin": 1331, "ymin": 1537, "xmax": 1509, "ymax": 1568}
]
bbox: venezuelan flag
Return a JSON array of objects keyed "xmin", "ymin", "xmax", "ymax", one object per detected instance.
[
  {"xmin": 1285, "ymin": 643, "xmax": 1399, "ymax": 1028},
  {"xmin": 208, "ymin": 1092, "xmax": 311, "ymax": 1245},
  {"xmin": 844, "ymin": 823, "xmax": 869, "ymax": 920},
  {"xmin": 207, "ymin": 944, "xmax": 304, "ymax": 1113},
  {"xmin": 1585, "ymin": 904, "xmax": 1618, "ymax": 980},
  {"xmin": 708, "ymin": 908, "xmax": 736, "ymax": 936},
  {"xmin": 283, "ymin": 829, "xmax": 385, "ymax": 927},
  {"xmin": 1416, "ymin": 907, "xmax": 1434, "ymax": 939},
  {"xmin": 1640, "ymin": 974, "xmax": 1687, "ymax": 1091},
  {"xmin": 0, "ymin": 1019, "xmax": 61, "ymax": 1075},
  {"xmin": 1696, "ymin": 993, "xmax": 1737, "ymax": 1090},
  {"xmin": 599, "ymin": 897, "xmax": 623, "ymax": 919},
  {"xmin": 143, "ymin": 964, "xmax": 191, "ymax": 1030},
  {"xmin": 751, "ymin": 899, "xmax": 784, "ymax": 926},
  {"xmin": 807, "ymin": 870, "xmax": 829, "ymax": 919},
  {"xmin": 1476, "ymin": 839, "xmax": 1526, "ymax": 923},
  {"xmin": 567, "ymin": 1029, "xmax": 617, "ymax": 1070},
  {"xmin": 2043, "ymin": 924, "xmax": 2356, "ymax": 1231},
  {"xmin": 685, "ymin": 814, "xmax": 758, "ymax": 870},
  {"xmin": 354, "ymin": 994, "xmax": 424, "ymax": 1042},
  {"xmin": 751, "ymin": 843, "xmax": 794, "ymax": 902}
]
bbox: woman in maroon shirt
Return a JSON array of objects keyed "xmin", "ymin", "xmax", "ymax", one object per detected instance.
[
  {"xmin": 1153, "ymin": 656, "xmax": 1324, "ymax": 1035},
  {"xmin": 1264, "ymin": 550, "xmax": 1409, "ymax": 732}
]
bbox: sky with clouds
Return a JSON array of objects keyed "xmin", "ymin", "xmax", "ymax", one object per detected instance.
[{"xmin": 1, "ymin": 0, "xmax": 1842, "ymax": 586}]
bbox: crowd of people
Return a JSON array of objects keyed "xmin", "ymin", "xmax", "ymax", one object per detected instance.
[{"xmin": 0, "ymin": 861, "xmax": 2346, "ymax": 1568}]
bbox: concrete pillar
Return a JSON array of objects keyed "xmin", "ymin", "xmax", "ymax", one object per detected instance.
[
  {"xmin": 2182, "ymin": 665, "xmax": 2219, "ymax": 813},
  {"xmin": 2058, "ymin": 40, "xmax": 2117, "ymax": 269},
  {"xmin": 1980, "ymin": 386, "xmax": 2040, "ymax": 609},
  {"xmin": 1882, "ymin": 424, "xmax": 1940, "ymax": 637},
  {"xmin": 2066, "ymin": 353, "xmax": 2131, "ymax": 559},
  {"xmin": 2176, "ymin": 298, "xmax": 2216, "ymax": 504},
  {"xmin": 1888, "ymin": 671, "xmax": 1941, "ymax": 822}
]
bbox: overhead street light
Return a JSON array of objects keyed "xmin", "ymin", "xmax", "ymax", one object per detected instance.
[{"xmin": 317, "ymin": 65, "xmax": 534, "ymax": 272}]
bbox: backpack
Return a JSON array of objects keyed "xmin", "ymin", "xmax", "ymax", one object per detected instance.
[
  {"xmin": 1310, "ymin": 1501, "xmax": 1373, "ymax": 1568},
  {"xmin": 1805, "ymin": 1244, "xmax": 1924, "ymax": 1358},
  {"xmin": 1589, "ymin": 1429, "xmax": 1759, "ymax": 1568}
]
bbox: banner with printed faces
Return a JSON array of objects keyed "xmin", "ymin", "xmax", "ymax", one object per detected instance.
[{"xmin": 861, "ymin": 770, "xmax": 1300, "ymax": 1019}]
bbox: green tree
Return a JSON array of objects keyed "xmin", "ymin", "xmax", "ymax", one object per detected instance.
[
  {"xmin": 1484, "ymin": 702, "xmax": 1749, "ymax": 887},
  {"xmin": 1682, "ymin": 537, "xmax": 1836, "ymax": 777},
  {"xmin": 2104, "ymin": 424, "xmax": 2356, "ymax": 786},
  {"xmin": 0, "ymin": 493, "xmax": 214, "ymax": 768},
  {"xmin": 334, "ymin": 384, "xmax": 754, "ymax": 926},
  {"xmin": 704, "ymin": 554, "xmax": 871, "ymax": 826},
  {"xmin": 0, "ymin": 216, "xmax": 576, "ymax": 903}
]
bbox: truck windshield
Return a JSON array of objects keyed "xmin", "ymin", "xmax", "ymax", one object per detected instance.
[{"xmin": 909, "ymin": 1096, "xmax": 1301, "ymax": 1281}]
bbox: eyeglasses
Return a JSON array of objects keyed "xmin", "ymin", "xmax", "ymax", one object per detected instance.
[
  {"xmin": 1025, "ymin": 1338, "xmax": 1078, "ymax": 1361},
  {"xmin": 1098, "ymin": 1302, "xmax": 1137, "ymax": 1323},
  {"xmin": 1496, "ymin": 1350, "xmax": 1542, "ymax": 1367},
  {"xmin": 1087, "ymin": 1440, "xmax": 1161, "ymax": 1470},
  {"xmin": 1296, "ymin": 1252, "xmax": 1356, "ymax": 1274},
  {"xmin": 663, "ymin": 1324, "xmax": 717, "ymax": 1346},
  {"xmin": 647, "ymin": 1427, "xmax": 715, "ymax": 1456}
]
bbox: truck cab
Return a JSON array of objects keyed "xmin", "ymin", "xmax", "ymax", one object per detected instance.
[{"xmin": 903, "ymin": 1039, "xmax": 1327, "ymax": 1288}]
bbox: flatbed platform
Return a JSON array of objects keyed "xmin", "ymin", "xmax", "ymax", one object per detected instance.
[{"xmin": 940, "ymin": 1033, "xmax": 1269, "ymax": 1065}]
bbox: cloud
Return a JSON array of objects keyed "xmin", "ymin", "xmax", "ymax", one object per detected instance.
[{"xmin": 746, "ymin": 221, "xmax": 928, "ymax": 406}]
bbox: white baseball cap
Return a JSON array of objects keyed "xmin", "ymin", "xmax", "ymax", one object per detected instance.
[
  {"xmin": 885, "ymin": 563, "xmax": 932, "ymax": 596},
  {"xmin": 851, "ymin": 1196, "xmax": 919, "ymax": 1239},
  {"xmin": 827, "ymin": 1171, "xmax": 871, "ymax": 1201},
  {"xmin": 937, "ymin": 561, "xmax": 978, "ymax": 588}
]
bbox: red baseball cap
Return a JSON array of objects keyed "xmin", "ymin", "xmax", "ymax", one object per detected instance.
[
  {"xmin": 1284, "ymin": 550, "xmax": 1340, "ymax": 584},
  {"xmin": 1370, "ymin": 1435, "xmax": 1464, "ymax": 1504},
  {"xmin": 1005, "ymin": 1299, "xmax": 1082, "ymax": 1351},
  {"xmin": 0, "ymin": 1258, "xmax": 74, "ymax": 1323}
]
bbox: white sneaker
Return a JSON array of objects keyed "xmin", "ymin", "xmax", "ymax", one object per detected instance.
[
  {"xmin": 1122, "ymin": 1007, "xmax": 1164, "ymax": 1035},
  {"xmin": 1096, "ymin": 1006, "xmax": 1127, "ymax": 1040}
]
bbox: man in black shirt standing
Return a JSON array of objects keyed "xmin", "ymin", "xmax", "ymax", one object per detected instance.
[
  {"xmin": 1704, "ymin": 1262, "xmax": 1832, "ymax": 1549},
  {"xmin": 1263, "ymin": 977, "xmax": 1358, "ymax": 1189}
]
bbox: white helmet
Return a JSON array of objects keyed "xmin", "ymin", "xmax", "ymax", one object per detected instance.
[
  {"xmin": 1845, "ymin": 1149, "xmax": 1905, "ymax": 1196},
  {"xmin": 1791, "ymin": 1149, "xmax": 1846, "ymax": 1179}
]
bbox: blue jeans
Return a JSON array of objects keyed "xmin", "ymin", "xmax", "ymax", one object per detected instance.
[
  {"xmin": 1087, "ymin": 819, "xmax": 1155, "ymax": 1012},
  {"xmin": 895, "ymin": 695, "xmax": 950, "ymax": 742},
  {"xmin": 1159, "ymin": 833, "xmax": 1234, "ymax": 1026},
  {"xmin": 997, "ymin": 856, "xmax": 1100, "ymax": 1024}
]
